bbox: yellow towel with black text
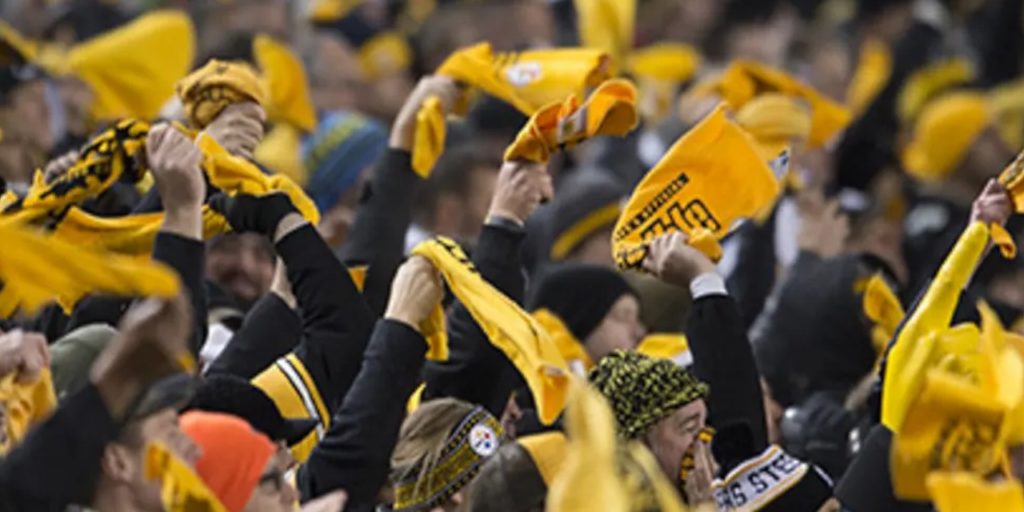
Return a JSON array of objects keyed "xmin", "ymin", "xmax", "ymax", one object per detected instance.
[
  {"xmin": 612, "ymin": 105, "xmax": 779, "ymax": 268},
  {"xmin": 412, "ymin": 237, "xmax": 570, "ymax": 425}
]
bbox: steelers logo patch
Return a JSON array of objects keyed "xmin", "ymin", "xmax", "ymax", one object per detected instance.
[
  {"xmin": 505, "ymin": 62, "xmax": 543, "ymax": 87},
  {"xmin": 469, "ymin": 424, "xmax": 499, "ymax": 457}
]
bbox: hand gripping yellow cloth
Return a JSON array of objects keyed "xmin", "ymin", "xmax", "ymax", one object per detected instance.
[
  {"xmin": 998, "ymin": 148, "xmax": 1024, "ymax": 213},
  {"xmin": 694, "ymin": 59, "xmax": 851, "ymax": 148},
  {"xmin": 145, "ymin": 441, "xmax": 228, "ymax": 512},
  {"xmin": 0, "ymin": 369, "xmax": 56, "ymax": 455},
  {"xmin": 411, "ymin": 237, "xmax": 570, "ymax": 425},
  {"xmin": 0, "ymin": 219, "xmax": 180, "ymax": 315},
  {"xmin": 504, "ymin": 79, "xmax": 638, "ymax": 163},
  {"xmin": 411, "ymin": 95, "xmax": 445, "ymax": 178},
  {"xmin": 177, "ymin": 59, "xmax": 266, "ymax": 129},
  {"xmin": 611, "ymin": 104, "xmax": 780, "ymax": 268}
]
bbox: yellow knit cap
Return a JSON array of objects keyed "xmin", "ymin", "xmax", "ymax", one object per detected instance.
[{"xmin": 902, "ymin": 92, "xmax": 992, "ymax": 182}]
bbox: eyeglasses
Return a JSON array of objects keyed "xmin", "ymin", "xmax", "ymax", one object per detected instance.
[{"xmin": 258, "ymin": 469, "xmax": 286, "ymax": 494}]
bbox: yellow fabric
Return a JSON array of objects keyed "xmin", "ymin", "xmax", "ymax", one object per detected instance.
[
  {"xmin": 697, "ymin": 60, "xmax": 850, "ymax": 148},
  {"xmin": 252, "ymin": 354, "xmax": 330, "ymax": 463},
  {"xmin": 253, "ymin": 35, "xmax": 317, "ymax": 132},
  {"xmin": 998, "ymin": 148, "xmax": 1024, "ymax": 213},
  {"xmin": 898, "ymin": 59, "xmax": 974, "ymax": 124},
  {"xmin": 197, "ymin": 133, "xmax": 321, "ymax": 226},
  {"xmin": 358, "ymin": 31, "xmax": 413, "ymax": 80},
  {"xmin": 11, "ymin": 118, "xmax": 149, "ymax": 225},
  {"xmin": 612, "ymin": 105, "xmax": 779, "ymax": 268},
  {"xmin": 550, "ymin": 202, "xmax": 621, "ymax": 261},
  {"xmin": 145, "ymin": 441, "xmax": 228, "ymax": 512},
  {"xmin": 64, "ymin": 11, "xmax": 195, "ymax": 121},
  {"xmin": 348, "ymin": 265, "xmax": 368, "ymax": 292},
  {"xmin": 881, "ymin": 222, "xmax": 992, "ymax": 431},
  {"xmin": 847, "ymin": 38, "xmax": 892, "ymax": 117},
  {"xmin": 405, "ymin": 382, "xmax": 427, "ymax": 414},
  {"xmin": 254, "ymin": 124, "xmax": 307, "ymax": 186},
  {"xmin": 437, "ymin": 43, "xmax": 612, "ymax": 116},
  {"xmin": 735, "ymin": 93, "xmax": 811, "ymax": 149},
  {"xmin": 412, "ymin": 95, "xmax": 445, "ymax": 178},
  {"xmin": 862, "ymin": 273, "xmax": 906, "ymax": 355},
  {"xmin": 0, "ymin": 369, "xmax": 56, "ymax": 455},
  {"xmin": 519, "ymin": 432, "xmax": 569, "ymax": 486},
  {"xmin": 504, "ymin": 79, "xmax": 639, "ymax": 164},
  {"xmin": 49, "ymin": 206, "xmax": 228, "ymax": 258},
  {"xmin": 412, "ymin": 237, "xmax": 570, "ymax": 425},
  {"xmin": 546, "ymin": 379, "xmax": 630, "ymax": 512},
  {"xmin": 902, "ymin": 92, "xmax": 991, "ymax": 183},
  {"xmin": 627, "ymin": 44, "xmax": 701, "ymax": 124},
  {"xmin": 636, "ymin": 334, "xmax": 690, "ymax": 362},
  {"xmin": 574, "ymin": 0, "xmax": 634, "ymax": 66},
  {"xmin": 990, "ymin": 222, "xmax": 1017, "ymax": 259},
  {"xmin": 308, "ymin": 0, "xmax": 364, "ymax": 23},
  {"xmin": 989, "ymin": 79, "xmax": 1024, "ymax": 149},
  {"xmin": 928, "ymin": 472, "xmax": 1024, "ymax": 512},
  {"xmin": 532, "ymin": 309, "xmax": 594, "ymax": 376},
  {"xmin": 177, "ymin": 60, "xmax": 265, "ymax": 129},
  {"xmin": 0, "ymin": 218, "xmax": 180, "ymax": 315}
]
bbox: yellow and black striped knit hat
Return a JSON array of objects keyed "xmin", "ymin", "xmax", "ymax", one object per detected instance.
[{"xmin": 588, "ymin": 350, "xmax": 709, "ymax": 439}]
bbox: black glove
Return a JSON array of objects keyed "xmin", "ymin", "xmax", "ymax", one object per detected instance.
[{"xmin": 208, "ymin": 192, "xmax": 297, "ymax": 238}]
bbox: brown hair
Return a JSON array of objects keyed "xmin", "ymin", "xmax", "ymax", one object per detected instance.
[{"xmin": 390, "ymin": 398, "xmax": 478, "ymax": 500}]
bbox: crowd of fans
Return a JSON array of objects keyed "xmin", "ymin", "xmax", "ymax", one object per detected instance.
[{"xmin": 1, "ymin": 0, "xmax": 1024, "ymax": 510}]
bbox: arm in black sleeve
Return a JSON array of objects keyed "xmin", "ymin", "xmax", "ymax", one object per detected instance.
[
  {"xmin": 725, "ymin": 214, "xmax": 779, "ymax": 330},
  {"xmin": 0, "ymin": 383, "xmax": 120, "ymax": 511},
  {"xmin": 204, "ymin": 293, "xmax": 302, "ymax": 379},
  {"xmin": 298, "ymin": 319, "xmax": 427, "ymax": 505},
  {"xmin": 686, "ymin": 281, "xmax": 769, "ymax": 471},
  {"xmin": 340, "ymin": 149, "xmax": 421, "ymax": 316},
  {"xmin": 278, "ymin": 225, "xmax": 377, "ymax": 411},
  {"xmin": 420, "ymin": 221, "xmax": 528, "ymax": 417},
  {"xmin": 835, "ymin": 22, "xmax": 943, "ymax": 190}
]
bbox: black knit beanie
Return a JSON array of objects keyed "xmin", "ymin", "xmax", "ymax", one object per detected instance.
[{"xmin": 528, "ymin": 264, "xmax": 637, "ymax": 342}]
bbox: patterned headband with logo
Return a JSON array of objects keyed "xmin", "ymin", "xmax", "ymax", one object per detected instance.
[{"xmin": 392, "ymin": 406, "xmax": 504, "ymax": 511}]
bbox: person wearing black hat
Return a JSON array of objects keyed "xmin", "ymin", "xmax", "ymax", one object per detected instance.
[
  {"xmin": 590, "ymin": 231, "xmax": 834, "ymax": 510},
  {"xmin": 529, "ymin": 264, "xmax": 645, "ymax": 366}
]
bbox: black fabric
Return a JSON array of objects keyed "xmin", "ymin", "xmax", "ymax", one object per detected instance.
[
  {"xmin": 189, "ymin": 374, "xmax": 318, "ymax": 446},
  {"xmin": 341, "ymin": 149, "xmax": 422, "ymax": 316},
  {"xmin": 0, "ymin": 383, "xmax": 119, "ymax": 511},
  {"xmin": 528, "ymin": 264, "xmax": 636, "ymax": 342},
  {"xmin": 725, "ymin": 207, "xmax": 781, "ymax": 330},
  {"xmin": 205, "ymin": 293, "xmax": 301, "ymax": 379},
  {"xmin": 208, "ymin": 192, "xmax": 297, "ymax": 238},
  {"xmin": 835, "ymin": 425, "xmax": 932, "ymax": 512},
  {"xmin": 298, "ymin": 319, "xmax": 427, "ymax": 506},
  {"xmin": 421, "ymin": 221, "xmax": 530, "ymax": 417}
]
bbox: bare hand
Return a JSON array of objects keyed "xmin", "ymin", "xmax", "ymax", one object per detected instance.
[
  {"xmin": 797, "ymin": 189, "xmax": 849, "ymax": 258},
  {"xmin": 971, "ymin": 178, "xmax": 1013, "ymax": 226},
  {"xmin": 487, "ymin": 161, "xmax": 553, "ymax": 225},
  {"xmin": 147, "ymin": 124, "xmax": 205, "ymax": 210},
  {"xmin": 202, "ymin": 101, "xmax": 266, "ymax": 159},
  {"xmin": 0, "ymin": 330, "xmax": 49, "ymax": 384},
  {"xmin": 384, "ymin": 256, "xmax": 444, "ymax": 330},
  {"xmin": 642, "ymin": 231, "xmax": 717, "ymax": 287},
  {"xmin": 683, "ymin": 440, "xmax": 716, "ymax": 506},
  {"xmin": 390, "ymin": 75, "xmax": 461, "ymax": 151},
  {"xmin": 42, "ymin": 150, "xmax": 79, "ymax": 183},
  {"xmin": 299, "ymin": 490, "xmax": 347, "ymax": 512}
]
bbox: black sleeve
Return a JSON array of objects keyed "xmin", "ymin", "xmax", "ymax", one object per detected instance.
[
  {"xmin": 278, "ymin": 225, "xmax": 377, "ymax": 411},
  {"xmin": 63, "ymin": 232, "xmax": 206, "ymax": 354},
  {"xmin": 420, "ymin": 222, "xmax": 528, "ymax": 417},
  {"xmin": 687, "ymin": 293, "xmax": 769, "ymax": 472},
  {"xmin": 834, "ymin": 424, "xmax": 932, "ymax": 512},
  {"xmin": 204, "ymin": 293, "xmax": 302, "ymax": 379},
  {"xmin": 725, "ymin": 213, "xmax": 779, "ymax": 330},
  {"xmin": 835, "ymin": 22, "xmax": 943, "ymax": 190},
  {"xmin": 340, "ymin": 149, "xmax": 421, "ymax": 316},
  {"xmin": 298, "ymin": 319, "xmax": 427, "ymax": 506},
  {"xmin": 0, "ymin": 383, "xmax": 120, "ymax": 512}
]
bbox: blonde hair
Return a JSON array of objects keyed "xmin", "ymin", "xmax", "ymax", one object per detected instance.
[{"xmin": 390, "ymin": 398, "xmax": 479, "ymax": 502}]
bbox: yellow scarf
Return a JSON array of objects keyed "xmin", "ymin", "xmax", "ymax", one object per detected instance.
[
  {"xmin": 532, "ymin": 309, "xmax": 594, "ymax": 376},
  {"xmin": 411, "ymin": 237, "xmax": 570, "ymax": 425},
  {"xmin": 145, "ymin": 441, "xmax": 228, "ymax": 512},
  {"xmin": 612, "ymin": 105, "xmax": 779, "ymax": 268},
  {"xmin": 0, "ymin": 219, "xmax": 180, "ymax": 315},
  {"xmin": 504, "ymin": 79, "xmax": 638, "ymax": 163},
  {"xmin": 177, "ymin": 59, "xmax": 265, "ymax": 129},
  {"xmin": 0, "ymin": 369, "xmax": 56, "ymax": 455}
]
